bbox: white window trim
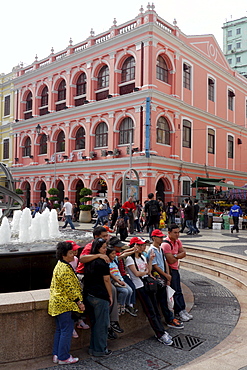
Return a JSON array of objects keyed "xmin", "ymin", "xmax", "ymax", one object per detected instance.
[
  {"xmin": 181, "ymin": 116, "xmax": 193, "ymax": 163},
  {"xmin": 207, "ymin": 74, "xmax": 216, "ymax": 115},
  {"xmin": 182, "ymin": 59, "xmax": 193, "ymax": 104},
  {"xmin": 206, "ymin": 126, "xmax": 216, "ymax": 167},
  {"xmin": 227, "ymin": 133, "xmax": 235, "ymax": 170},
  {"xmin": 180, "ymin": 176, "xmax": 192, "ymax": 196}
]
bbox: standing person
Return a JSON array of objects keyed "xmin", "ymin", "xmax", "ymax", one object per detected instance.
[
  {"xmin": 166, "ymin": 201, "xmax": 178, "ymax": 226},
  {"xmin": 179, "ymin": 204, "xmax": 186, "ymax": 232},
  {"xmin": 133, "ymin": 200, "xmax": 142, "ymax": 233},
  {"xmin": 203, "ymin": 205, "xmax": 209, "ymax": 229},
  {"xmin": 144, "ymin": 193, "xmax": 161, "ymax": 238},
  {"xmin": 72, "ymin": 203, "xmax": 79, "ymax": 222},
  {"xmin": 184, "ymin": 199, "xmax": 197, "ymax": 235},
  {"xmin": 115, "ymin": 208, "xmax": 129, "ymax": 241},
  {"xmin": 61, "ymin": 197, "xmax": 75, "ymax": 230},
  {"xmin": 193, "ymin": 199, "xmax": 200, "ymax": 234},
  {"xmin": 147, "ymin": 229, "xmax": 184, "ymax": 329},
  {"xmin": 125, "ymin": 237, "xmax": 173, "ymax": 346},
  {"xmin": 38, "ymin": 197, "xmax": 44, "ymax": 213},
  {"xmin": 84, "ymin": 238, "xmax": 113, "ymax": 357},
  {"xmin": 122, "ymin": 196, "xmax": 136, "ymax": 234},
  {"xmin": 229, "ymin": 201, "xmax": 242, "ymax": 233},
  {"xmin": 48, "ymin": 241, "xmax": 85, "ymax": 365},
  {"xmin": 77, "ymin": 226, "xmax": 123, "ymax": 340},
  {"xmin": 111, "ymin": 198, "xmax": 121, "ymax": 229},
  {"xmin": 161, "ymin": 224, "xmax": 193, "ymax": 322}
]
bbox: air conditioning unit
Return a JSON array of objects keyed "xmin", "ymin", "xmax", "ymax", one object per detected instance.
[{"xmin": 89, "ymin": 151, "xmax": 96, "ymax": 158}]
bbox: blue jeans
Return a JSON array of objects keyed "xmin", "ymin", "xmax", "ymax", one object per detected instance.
[
  {"xmin": 53, "ymin": 311, "xmax": 74, "ymax": 361},
  {"xmin": 123, "ymin": 275, "xmax": 136, "ymax": 305},
  {"xmin": 170, "ymin": 269, "xmax": 185, "ymax": 315},
  {"xmin": 86, "ymin": 295, "xmax": 109, "ymax": 356},
  {"xmin": 63, "ymin": 215, "xmax": 75, "ymax": 229},
  {"xmin": 115, "ymin": 282, "xmax": 133, "ymax": 306},
  {"xmin": 186, "ymin": 219, "xmax": 196, "ymax": 234}
]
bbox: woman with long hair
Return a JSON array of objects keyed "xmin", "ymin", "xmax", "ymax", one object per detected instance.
[
  {"xmin": 125, "ymin": 237, "xmax": 173, "ymax": 346},
  {"xmin": 48, "ymin": 241, "xmax": 85, "ymax": 365},
  {"xmin": 84, "ymin": 238, "xmax": 113, "ymax": 357}
]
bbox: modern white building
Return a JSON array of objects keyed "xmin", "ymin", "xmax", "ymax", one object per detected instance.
[{"xmin": 222, "ymin": 16, "xmax": 247, "ymax": 78}]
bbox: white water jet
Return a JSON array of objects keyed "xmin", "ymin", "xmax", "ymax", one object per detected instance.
[
  {"xmin": 49, "ymin": 209, "xmax": 60, "ymax": 238},
  {"xmin": 19, "ymin": 208, "xmax": 32, "ymax": 243},
  {"xmin": 29, "ymin": 212, "xmax": 42, "ymax": 242},
  {"xmin": 0, "ymin": 216, "xmax": 11, "ymax": 244},
  {"xmin": 11, "ymin": 210, "xmax": 22, "ymax": 234},
  {"xmin": 40, "ymin": 208, "xmax": 51, "ymax": 240}
]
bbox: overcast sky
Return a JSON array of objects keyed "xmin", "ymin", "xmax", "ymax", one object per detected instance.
[{"xmin": 1, "ymin": 0, "xmax": 246, "ymax": 74}]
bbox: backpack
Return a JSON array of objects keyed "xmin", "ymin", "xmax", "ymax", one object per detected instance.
[
  {"xmin": 148, "ymin": 201, "xmax": 159, "ymax": 216},
  {"xmin": 116, "ymin": 217, "xmax": 126, "ymax": 229}
]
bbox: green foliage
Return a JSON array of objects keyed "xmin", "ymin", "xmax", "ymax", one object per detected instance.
[
  {"xmin": 79, "ymin": 187, "xmax": 93, "ymax": 204},
  {"xmin": 15, "ymin": 188, "xmax": 24, "ymax": 194},
  {"xmin": 79, "ymin": 204, "xmax": 93, "ymax": 211},
  {"xmin": 49, "ymin": 196, "xmax": 59, "ymax": 202},
  {"xmin": 53, "ymin": 203, "xmax": 60, "ymax": 209},
  {"xmin": 48, "ymin": 188, "xmax": 59, "ymax": 195}
]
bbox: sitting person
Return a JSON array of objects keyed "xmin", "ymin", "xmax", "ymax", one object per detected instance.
[
  {"xmin": 125, "ymin": 237, "xmax": 173, "ymax": 346},
  {"xmin": 106, "ymin": 247, "xmax": 135, "ymax": 316},
  {"xmin": 103, "ymin": 219, "xmax": 114, "ymax": 233}
]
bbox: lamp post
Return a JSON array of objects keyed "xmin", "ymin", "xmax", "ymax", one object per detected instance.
[{"xmin": 35, "ymin": 124, "xmax": 56, "ymax": 187}]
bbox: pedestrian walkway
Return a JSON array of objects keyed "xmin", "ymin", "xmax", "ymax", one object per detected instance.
[{"xmin": 3, "ymin": 225, "xmax": 247, "ymax": 370}]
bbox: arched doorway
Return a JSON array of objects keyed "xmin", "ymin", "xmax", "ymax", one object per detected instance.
[
  {"xmin": 40, "ymin": 182, "xmax": 46, "ymax": 199},
  {"xmin": 57, "ymin": 181, "xmax": 64, "ymax": 203},
  {"xmin": 76, "ymin": 179, "xmax": 84, "ymax": 204},
  {"xmin": 156, "ymin": 178, "xmax": 165, "ymax": 203},
  {"xmin": 24, "ymin": 182, "xmax": 31, "ymax": 208}
]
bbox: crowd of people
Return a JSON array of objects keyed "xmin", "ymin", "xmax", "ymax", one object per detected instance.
[{"xmin": 48, "ymin": 224, "xmax": 193, "ymax": 364}]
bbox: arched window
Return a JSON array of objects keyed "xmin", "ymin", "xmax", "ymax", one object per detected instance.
[
  {"xmin": 156, "ymin": 56, "xmax": 168, "ymax": 83},
  {"xmin": 119, "ymin": 117, "xmax": 134, "ymax": 145},
  {"xmin": 26, "ymin": 92, "xmax": 32, "ymax": 111},
  {"xmin": 23, "ymin": 137, "xmax": 31, "ymax": 157},
  {"xmin": 76, "ymin": 73, "xmax": 86, "ymax": 96},
  {"xmin": 57, "ymin": 80, "xmax": 66, "ymax": 101},
  {"xmin": 39, "ymin": 134, "xmax": 47, "ymax": 155},
  {"xmin": 41, "ymin": 86, "xmax": 48, "ymax": 106},
  {"xmin": 121, "ymin": 56, "xmax": 135, "ymax": 83},
  {"xmin": 56, "ymin": 131, "xmax": 65, "ymax": 152},
  {"xmin": 156, "ymin": 117, "xmax": 170, "ymax": 145},
  {"xmin": 95, "ymin": 122, "xmax": 108, "ymax": 148},
  {"xmin": 98, "ymin": 66, "xmax": 109, "ymax": 89},
  {"xmin": 75, "ymin": 127, "xmax": 85, "ymax": 150}
]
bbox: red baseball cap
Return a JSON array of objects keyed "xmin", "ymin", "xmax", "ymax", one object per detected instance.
[
  {"xmin": 129, "ymin": 237, "xmax": 146, "ymax": 245},
  {"xmin": 66, "ymin": 240, "xmax": 81, "ymax": 251},
  {"xmin": 151, "ymin": 229, "xmax": 165, "ymax": 238}
]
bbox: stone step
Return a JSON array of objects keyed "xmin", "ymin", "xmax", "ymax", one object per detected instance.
[
  {"xmin": 185, "ymin": 245, "xmax": 247, "ymax": 266},
  {"xmin": 180, "ymin": 258, "xmax": 247, "ymax": 289},
  {"xmin": 186, "ymin": 251, "xmax": 247, "ymax": 279}
]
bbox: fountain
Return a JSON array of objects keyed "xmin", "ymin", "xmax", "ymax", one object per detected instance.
[{"xmin": 0, "ymin": 207, "xmax": 92, "ymax": 293}]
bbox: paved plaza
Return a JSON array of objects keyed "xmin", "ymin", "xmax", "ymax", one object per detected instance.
[{"xmin": 3, "ymin": 225, "xmax": 247, "ymax": 370}]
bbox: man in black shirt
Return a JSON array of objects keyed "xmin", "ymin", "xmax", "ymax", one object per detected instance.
[{"xmin": 144, "ymin": 193, "xmax": 161, "ymax": 238}]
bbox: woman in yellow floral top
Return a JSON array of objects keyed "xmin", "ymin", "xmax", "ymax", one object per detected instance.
[{"xmin": 48, "ymin": 241, "xmax": 85, "ymax": 365}]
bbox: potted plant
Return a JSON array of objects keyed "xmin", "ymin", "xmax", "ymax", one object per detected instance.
[
  {"xmin": 47, "ymin": 188, "xmax": 60, "ymax": 209},
  {"xmin": 79, "ymin": 187, "xmax": 93, "ymax": 223}
]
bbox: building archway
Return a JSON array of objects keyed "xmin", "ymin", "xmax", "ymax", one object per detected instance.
[
  {"xmin": 75, "ymin": 179, "xmax": 84, "ymax": 204},
  {"xmin": 156, "ymin": 177, "xmax": 173, "ymax": 205},
  {"xmin": 40, "ymin": 182, "xmax": 46, "ymax": 199},
  {"xmin": 22, "ymin": 181, "xmax": 31, "ymax": 208},
  {"xmin": 57, "ymin": 181, "xmax": 64, "ymax": 203}
]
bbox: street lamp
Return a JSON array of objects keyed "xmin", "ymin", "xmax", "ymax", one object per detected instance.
[{"xmin": 35, "ymin": 124, "xmax": 56, "ymax": 187}]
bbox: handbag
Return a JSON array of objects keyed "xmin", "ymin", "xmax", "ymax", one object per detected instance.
[
  {"xmin": 166, "ymin": 285, "xmax": 175, "ymax": 310},
  {"xmin": 143, "ymin": 276, "xmax": 158, "ymax": 293}
]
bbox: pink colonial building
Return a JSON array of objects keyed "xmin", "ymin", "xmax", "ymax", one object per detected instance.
[{"xmin": 11, "ymin": 4, "xmax": 247, "ymax": 207}]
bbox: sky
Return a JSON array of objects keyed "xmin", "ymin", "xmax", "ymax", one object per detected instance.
[{"xmin": 1, "ymin": 0, "xmax": 246, "ymax": 74}]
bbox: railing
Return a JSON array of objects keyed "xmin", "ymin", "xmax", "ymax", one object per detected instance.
[
  {"xmin": 55, "ymin": 52, "xmax": 67, "ymax": 61},
  {"xmin": 95, "ymin": 33, "xmax": 111, "ymax": 44},
  {"xmin": 39, "ymin": 60, "xmax": 50, "ymax": 68},
  {"xmin": 156, "ymin": 19, "xmax": 173, "ymax": 34},
  {"xmin": 74, "ymin": 43, "xmax": 88, "ymax": 52},
  {"xmin": 119, "ymin": 22, "xmax": 137, "ymax": 34}
]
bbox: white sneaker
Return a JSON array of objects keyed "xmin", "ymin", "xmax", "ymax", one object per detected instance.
[
  {"xmin": 182, "ymin": 310, "xmax": 193, "ymax": 320},
  {"xmin": 58, "ymin": 355, "xmax": 79, "ymax": 364},
  {"xmin": 52, "ymin": 355, "xmax": 58, "ymax": 363},
  {"xmin": 158, "ymin": 332, "xmax": 173, "ymax": 346},
  {"xmin": 179, "ymin": 310, "xmax": 190, "ymax": 322}
]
